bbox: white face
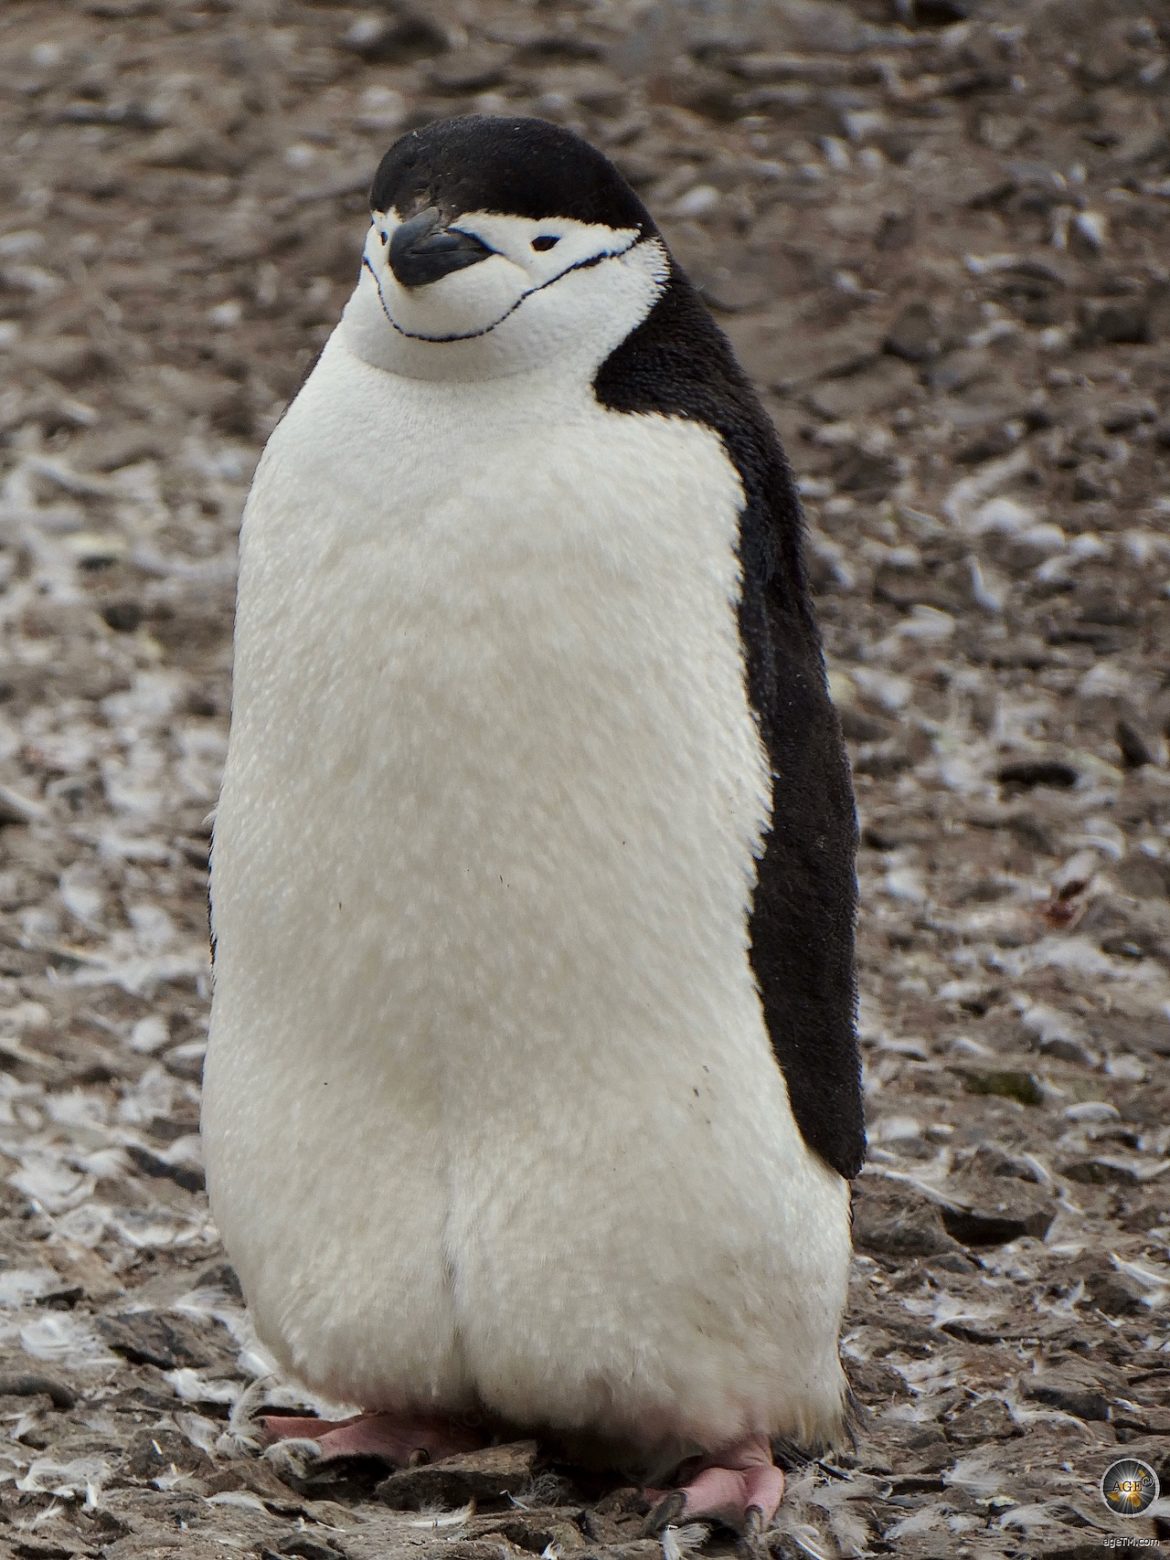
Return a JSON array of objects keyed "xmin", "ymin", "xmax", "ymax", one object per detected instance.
[{"xmin": 340, "ymin": 207, "xmax": 670, "ymax": 383}]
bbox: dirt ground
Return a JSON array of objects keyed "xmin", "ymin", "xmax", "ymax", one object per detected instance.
[{"xmin": 1, "ymin": 0, "xmax": 1169, "ymax": 1555}]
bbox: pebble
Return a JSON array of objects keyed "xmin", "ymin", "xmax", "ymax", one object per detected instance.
[
  {"xmin": 342, "ymin": 9, "xmax": 448, "ymax": 64},
  {"xmin": 1021, "ymin": 1375, "xmax": 1109, "ymax": 1423},
  {"xmin": 377, "ymin": 1440, "xmax": 539, "ymax": 1508},
  {"xmin": 1063, "ymin": 1101, "xmax": 1120, "ymax": 1123},
  {"xmin": 853, "ymin": 1180, "xmax": 960, "ymax": 1258},
  {"xmin": 884, "ymin": 300, "xmax": 942, "ymax": 363},
  {"xmin": 354, "ymin": 85, "xmax": 408, "ymax": 133},
  {"xmin": 671, "ymin": 183, "xmax": 720, "ymax": 219},
  {"xmin": 429, "ymin": 47, "xmax": 512, "ymax": 94},
  {"xmin": 938, "ymin": 1182, "xmax": 1056, "ymax": 1247},
  {"xmin": 1078, "ymin": 295, "xmax": 1153, "ymax": 346}
]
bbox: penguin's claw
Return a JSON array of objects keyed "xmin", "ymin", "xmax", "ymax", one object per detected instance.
[
  {"xmin": 643, "ymin": 1490, "xmax": 687, "ymax": 1535},
  {"xmin": 741, "ymin": 1505, "xmax": 770, "ymax": 1554},
  {"xmin": 261, "ymin": 1410, "xmax": 481, "ymax": 1466},
  {"xmin": 644, "ymin": 1434, "xmax": 785, "ymax": 1535}
]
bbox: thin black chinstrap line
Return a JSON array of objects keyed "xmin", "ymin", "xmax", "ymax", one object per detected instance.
[{"xmin": 361, "ymin": 233, "xmax": 644, "ymax": 344}]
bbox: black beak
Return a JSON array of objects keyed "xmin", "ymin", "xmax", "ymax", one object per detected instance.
[{"xmin": 387, "ymin": 207, "xmax": 494, "ymax": 289}]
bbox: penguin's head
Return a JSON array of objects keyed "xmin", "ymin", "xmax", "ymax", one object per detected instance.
[{"xmin": 341, "ymin": 116, "xmax": 671, "ymax": 381}]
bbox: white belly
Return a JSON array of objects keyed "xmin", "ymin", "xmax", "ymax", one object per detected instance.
[{"xmin": 202, "ymin": 334, "xmax": 851, "ymax": 1459}]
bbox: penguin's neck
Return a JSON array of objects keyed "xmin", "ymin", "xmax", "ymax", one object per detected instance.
[{"xmin": 315, "ymin": 330, "xmax": 598, "ymax": 446}]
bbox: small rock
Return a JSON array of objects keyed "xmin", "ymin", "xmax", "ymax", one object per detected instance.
[
  {"xmin": 852, "ymin": 1180, "xmax": 960, "ymax": 1258},
  {"xmin": 124, "ymin": 1425, "xmax": 214, "ymax": 1479},
  {"xmin": 1078, "ymin": 295, "xmax": 1152, "ymax": 346},
  {"xmin": 898, "ymin": 0, "xmax": 972, "ymax": 24},
  {"xmin": 671, "ymin": 184, "xmax": 720, "ymax": 220},
  {"xmin": 96, "ymin": 1312, "xmax": 217, "ymax": 1371},
  {"xmin": 945, "ymin": 1397, "xmax": 1017, "ymax": 1445},
  {"xmin": 202, "ymin": 1461, "xmax": 307, "ymax": 1525},
  {"xmin": 478, "ymin": 1516, "xmax": 587, "ymax": 1555},
  {"xmin": 897, "ymin": 1434, "xmax": 951, "ymax": 1474},
  {"xmin": 807, "ymin": 357, "xmax": 918, "ymax": 419},
  {"xmin": 1084, "ymin": 1271, "xmax": 1147, "ymax": 1316},
  {"xmin": 987, "ymin": 261, "xmax": 1069, "ymax": 327},
  {"xmin": 429, "ymin": 47, "xmax": 511, "ymax": 94},
  {"xmin": 1071, "ymin": 466, "xmax": 1113, "ymax": 502},
  {"xmin": 511, "ymin": 29, "xmax": 603, "ymax": 64},
  {"xmin": 342, "ymin": 9, "xmax": 447, "ymax": 64},
  {"xmin": 19, "ymin": 334, "xmax": 113, "ymax": 386},
  {"xmin": 884, "ymin": 300, "xmax": 942, "ymax": 363},
  {"xmin": 729, "ymin": 53, "xmax": 879, "ymax": 87},
  {"xmin": 961, "ymin": 1069, "xmax": 1044, "ymax": 1106},
  {"xmin": 125, "ymin": 1143, "xmax": 205, "ymax": 1194},
  {"xmin": 195, "ymin": 1261, "xmax": 243, "ymax": 1300},
  {"xmin": 954, "ymin": 421, "xmax": 1019, "ymax": 465},
  {"xmin": 1116, "ymin": 719, "xmax": 1154, "ymax": 770},
  {"xmin": 276, "ymin": 1536, "xmax": 346, "ymax": 1560},
  {"xmin": 354, "ymin": 84, "xmax": 408, "ymax": 134},
  {"xmin": 938, "ymin": 1180, "xmax": 1055, "ymax": 1247},
  {"xmin": 100, "ymin": 598, "xmax": 145, "ymax": 635},
  {"xmin": 0, "ymin": 1372, "xmax": 76, "ymax": 1410},
  {"xmin": 997, "ymin": 758, "xmax": 1079, "ymax": 791},
  {"xmin": 840, "ymin": 707, "xmax": 897, "ymax": 744},
  {"xmin": 1060, "ymin": 1158, "xmax": 1142, "ymax": 1187},
  {"xmin": 691, "ymin": 265, "xmax": 770, "ymax": 314},
  {"xmin": 377, "ymin": 1439, "xmax": 539, "ymax": 1509},
  {"xmin": 1117, "ymin": 853, "xmax": 1170, "ymax": 900},
  {"xmin": 830, "ymin": 444, "xmax": 901, "ymax": 496},
  {"xmin": 1100, "ymin": 399, "xmax": 1156, "ymax": 433},
  {"xmin": 1022, "ymin": 1375, "xmax": 1110, "ymax": 1422}
]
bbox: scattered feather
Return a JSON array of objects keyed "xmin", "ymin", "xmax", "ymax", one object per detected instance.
[
  {"xmin": 206, "ymin": 1488, "xmax": 271, "ymax": 1512},
  {"xmin": 15, "ymin": 1455, "xmax": 109, "ymax": 1499},
  {"xmin": 0, "ymin": 1269, "xmax": 58, "ymax": 1308},
  {"xmin": 946, "ymin": 1454, "xmax": 1004, "ymax": 1498},
  {"xmin": 660, "ymin": 1522, "xmax": 709, "ymax": 1560},
  {"xmin": 164, "ymin": 1368, "xmax": 243, "ymax": 1405},
  {"xmin": 16, "ymin": 1312, "xmax": 117, "ymax": 1371},
  {"xmin": 174, "ymin": 1411, "xmax": 222, "ymax": 1456},
  {"xmin": 403, "ymin": 1502, "xmax": 475, "ymax": 1530},
  {"xmin": 887, "ymin": 1506, "xmax": 943, "ymax": 1539}
]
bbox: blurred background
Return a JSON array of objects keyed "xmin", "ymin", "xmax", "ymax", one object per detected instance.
[{"xmin": 1, "ymin": 1, "xmax": 1168, "ymax": 1555}]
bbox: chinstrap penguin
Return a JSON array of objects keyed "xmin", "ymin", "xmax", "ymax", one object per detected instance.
[{"xmin": 202, "ymin": 114, "xmax": 864, "ymax": 1532}]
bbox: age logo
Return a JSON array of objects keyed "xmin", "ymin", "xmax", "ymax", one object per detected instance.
[{"xmin": 1100, "ymin": 1458, "xmax": 1159, "ymax": 1517}]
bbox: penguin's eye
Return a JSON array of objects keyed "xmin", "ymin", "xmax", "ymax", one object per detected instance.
[{"xmin": 531, "ymin": 235, "xmax": 560, "ymax": 252}]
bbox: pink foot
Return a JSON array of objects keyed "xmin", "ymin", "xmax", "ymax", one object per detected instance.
[
  {"xmin": 645, "ymin": 1433, "xmax": 785, "ymax": 1534},
  {"xmin": 262, "ymin": 1410, "xmax": 484, "ymax": 1465}
]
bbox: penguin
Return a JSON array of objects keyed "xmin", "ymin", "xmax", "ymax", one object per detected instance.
[{"xmin": 201, "ymin": 115, "xmax": 864, "ymax": 1533}]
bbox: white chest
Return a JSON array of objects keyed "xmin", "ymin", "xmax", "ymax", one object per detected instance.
[{"xmin": 215, "ymin": 336, "xmax": 768, "ymax": 981}]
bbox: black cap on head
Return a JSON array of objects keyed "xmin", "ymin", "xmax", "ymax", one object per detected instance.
[{"xmin": 370, "ymin": 116, "xmax": 656, "ymax": 233}]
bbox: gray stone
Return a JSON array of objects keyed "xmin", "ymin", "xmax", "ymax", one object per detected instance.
[{"xmin": 377, "ymin": 1440, "xmax": 539, "ymax": 1509}]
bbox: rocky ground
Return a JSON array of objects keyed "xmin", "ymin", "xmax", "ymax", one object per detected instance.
[{"xmin": 1, "ymin": 0, "xmax": 1169, "ymax": 1555}]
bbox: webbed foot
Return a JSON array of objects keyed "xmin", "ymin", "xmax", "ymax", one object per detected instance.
[
  {"xmin": 262, "ymin": 1409, "xmax": 483, "ymax": 1465},
  {"xmin": 644, "ymin": 1433, "xmax": 785, "ymax": 1534}
]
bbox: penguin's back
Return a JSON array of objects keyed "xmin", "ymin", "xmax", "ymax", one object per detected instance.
[{"xmin": 203, "ymin": 329, "xmax": 851, "ymax": 1457}]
